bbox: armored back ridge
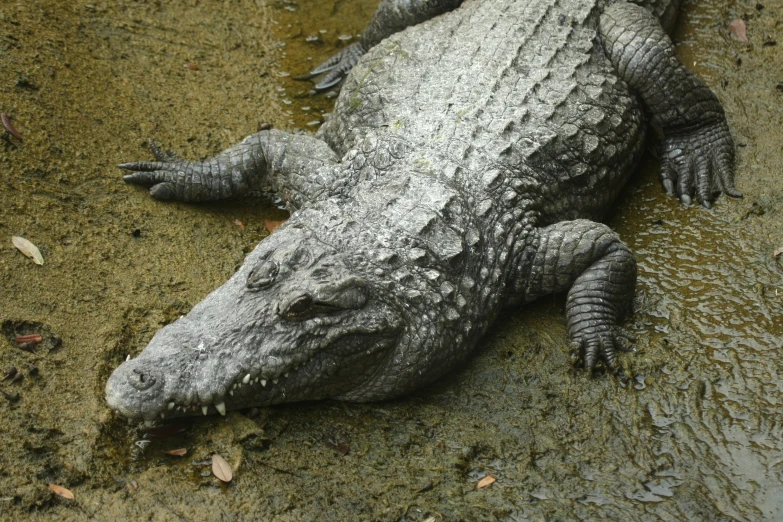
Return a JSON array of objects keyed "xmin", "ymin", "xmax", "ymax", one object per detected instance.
[{"xmin": 108, "ymin": 0, "xmax": 738, "ymax": 423}]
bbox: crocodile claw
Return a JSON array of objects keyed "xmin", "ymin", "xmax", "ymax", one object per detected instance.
[
  {"xmin": 571, "ymin": 328, "xmax": 635, "ymax": 372},
  {"xmin": 148, "ymin": 139, "xmax": 183, "ymax": 162},
  {"xmin": 298, "ymin": 43, "xmax": 366, "ymax": 90}
]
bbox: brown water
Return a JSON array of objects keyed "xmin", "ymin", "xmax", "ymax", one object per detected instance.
[{"xmin": 1, "ymin": 0, "xmax": 782, "ymax": 520}]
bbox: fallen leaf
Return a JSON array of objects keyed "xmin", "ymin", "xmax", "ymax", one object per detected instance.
[
  {"xmin": 423, "ymin": 517, "xmax": 438, "ymax": 522},
  {"xmin": 477, "ymin": 475, "xmax": 496, "ymax": 489},
  {"xmin": 129, "ymin": 480, "xmax": 139, "ymax": 490},
  {"xmin": 165, "ymin": 448, "xmax": 187, "ymax": 456},
  {"xmin": 12, "ymin": 236, "xmax": 43, "ymax": 265},
  {"xmin": 1, "ymin": 113, "xmax": 22, "ymax": 141},
  {"xmin": 48, "ymin": 484, "xmax": 74, "ymax": 499},
  {"xmin": 264, "ymin": 219, "xmax": 286, "ymax": 233},
  {"xmin": 212, "ymin": 453, "xmax": 233, "ymax": 482},
  {"xmin": 730, "ymin": 19, "xmax": 748, "ymax": 42},
  {"xmin": 234, "ymin": 219, "xmax": 246, "ymax": 230},
  {"xmin": 774, "ymin": 246, "xmax": 783, "ymax": 257}
]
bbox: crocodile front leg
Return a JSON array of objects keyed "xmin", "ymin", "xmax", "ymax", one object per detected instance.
[
  {"xmin": 599, "ymin": 2, "xmax": 740, "ymax": 207},
  {"xmin": 513, "ymin": 220, "xmax": 637, "ymax": 370},
  {"xmin": 120, "ymin": 130, "xmax": 340, "ymax": 208},
  {"xmin": 303, "ymin": 0, "xmax": 464, "ymax": 89}
]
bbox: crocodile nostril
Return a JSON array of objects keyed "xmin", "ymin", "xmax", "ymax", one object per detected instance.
[{"xmin": 130, "ymin": 368, "xmax": 156, "ymax": 391}]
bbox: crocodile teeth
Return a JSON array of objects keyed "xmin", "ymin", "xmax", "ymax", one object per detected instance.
[
  {"xmin": 144, "ymin": 420, "xmax": 154, "ymax": 427},
  {"xmin": 202, "ymin": 405, "xmax": 209, "ymax": 416},
  {"xmin": 284, "ymin": 373, "xmax": 289, "ymax": 378},
  {"xmin": 229, "ymin": 390, "xmax": 234, "ymax": 396},
  {"xmin": 232, "ymin": 383, "xmax": 237, "ymax": 390},
  {"xmin": 253, "ymin": 377, "xmax": 259, "ymax": 384},
  {"xmin": 168, "ymin": 402, "xmax": 175, "ymax": 410},
  {"xmin": 242, "ymin": 374, "xmax": 250, "ymax": 384},
  {"xmin": 273, "ymin": 379, "xmax": 279, "ymax": 384},
  {"xmin": 160, "ymin": 413, "xmax": 165, "ymax": 419},
  {"xmin": 215, "ymin": 402, "xmax": 226, "ymax": 416},
  {"xmin": 126, "ymin": 354, "xmax": 131, "ymax": 361},
  {"xmin": 260, "ymin": 379, "xmax": 267, "ymax": 387}
]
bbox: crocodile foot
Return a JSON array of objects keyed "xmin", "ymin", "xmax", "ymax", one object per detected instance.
[
  {"xmin": 119, "ymin": 139, "xmax": 193, "ymax": 201},
  {"xmin": 660, "ymin": 120, "xmax": 742, "ymax": 208}
]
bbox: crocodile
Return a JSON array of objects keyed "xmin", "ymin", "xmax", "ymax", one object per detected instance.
[{"xmin": 105, "ymin": 0, "xmax": 739, "ymax": 423}]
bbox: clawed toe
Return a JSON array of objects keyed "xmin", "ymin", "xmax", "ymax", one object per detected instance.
[
  {"xmin": 571, "ymin": 329, "xmax": 634, "ymax": 372},
  {"xmin": 149, "ymin": 139, "xmax": 182, "ymax": 162},
  {"xmin": 298, "ymin": 43, "xmax": 366, "ymax": 91}
]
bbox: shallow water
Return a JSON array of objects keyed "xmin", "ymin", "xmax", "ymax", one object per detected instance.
[{"xmin": 1, "ymin": 0, "xmax": 782, "ymax": 520}]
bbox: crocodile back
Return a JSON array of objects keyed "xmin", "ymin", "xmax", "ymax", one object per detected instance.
[{"xmin": 319, "ymin": 0, "xmax": 647, "ymax": 223}]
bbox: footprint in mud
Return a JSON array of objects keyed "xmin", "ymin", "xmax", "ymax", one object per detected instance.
[{"xmin": 1, "ymin": 319, "xmax": 62, "ymax": 353}]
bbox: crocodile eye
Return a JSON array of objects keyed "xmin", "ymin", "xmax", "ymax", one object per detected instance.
[
  {"xmin": 281, "ymin": 295, "xmax": 314, "ymax": 318},
  {"xmin": 247, "ymin": 260, "xmax": 278, "ymax": 290}
]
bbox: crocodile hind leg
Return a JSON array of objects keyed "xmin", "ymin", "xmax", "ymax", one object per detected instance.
[
  {"xmin": 120, "ymin": 129, "xmax": 339, "ymax": 208},
  {"xmin": 599, "ymin": 2, "xmax": 740, "ymax": 207},
  {"xmin": 301, "ymin": 0, "xmax": 463, "ymax": 89},
  {"xmin": 513, "ymin": 220, "xmax": 637, "ymax": 370}
]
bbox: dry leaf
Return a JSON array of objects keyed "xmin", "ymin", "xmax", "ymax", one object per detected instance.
[
  {"xmin": 730, "ymin": 19, "xmax": 748, "ymax": 42},
  {"xmin": 165, "ymin": 448, "xmax": 187, "ymax": 456},
  {"xmin": 477, "ymin": 475, "xmax": 496, "ymax": 489},
  {"xmin": 774, "ymin": 246, "xmax": 783, "ymax": 257},
  {"xmin": 264, "ymin": 219, "xmax": 286, "ymax": 233},
  {"xmin": 212, "ymin": 453, "xmax": 233, "ymax": 482},
  {"xmin": 234, "ymin": 219, "xmax": 246, "ymax": 230},
  {"xmin": 48, "ymin": 484, "xmax": 74, "ymax": 499},
  {"xmin": 12, "ymin": 236, "xmax": 43, "ymax": 265}
]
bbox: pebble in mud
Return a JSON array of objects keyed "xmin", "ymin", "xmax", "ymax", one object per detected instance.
[
  {"xmin": 2, "ymin": 367, "xmax": 17, "ymax": 381},
  {"xmin": 17, "ymin": 342, "xmax": 37, "ymax": 353},
  {"xmin": 2, "ymin": 391, "xmax": 20, "ymax": 402}
]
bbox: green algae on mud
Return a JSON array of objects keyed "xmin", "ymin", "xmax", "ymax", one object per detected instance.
[{"xmin": 1, "ymin": 0, "xmax": 782, "ymax": 520}]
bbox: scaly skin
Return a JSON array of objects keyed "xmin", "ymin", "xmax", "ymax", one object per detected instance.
[{"xmin": 106, "ymin": 0, "xmax": 739, "ymax": 424}]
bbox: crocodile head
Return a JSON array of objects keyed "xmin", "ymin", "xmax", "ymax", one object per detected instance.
[{"xmin": 105, "ymin": 222, "xmax": 404, "ymax": 423}]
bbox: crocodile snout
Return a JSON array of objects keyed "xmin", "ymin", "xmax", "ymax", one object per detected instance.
[{"xmin": 105, "ymin": 358, "xmax": 167, "ymax": 420}]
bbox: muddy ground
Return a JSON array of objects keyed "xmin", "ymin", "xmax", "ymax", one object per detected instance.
[{"xmin": 1, "ymin": 0, "xmax": 782, "ymax": 520}]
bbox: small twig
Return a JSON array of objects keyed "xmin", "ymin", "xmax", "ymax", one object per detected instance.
[{"xmin": 15, "ymin": 334, "xmax": 42, "ymax": 343}]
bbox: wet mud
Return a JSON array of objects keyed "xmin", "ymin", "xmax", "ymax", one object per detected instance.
[{"xmin": 1, "ymin": 0, "xmax": 782, "ymax": 520}]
